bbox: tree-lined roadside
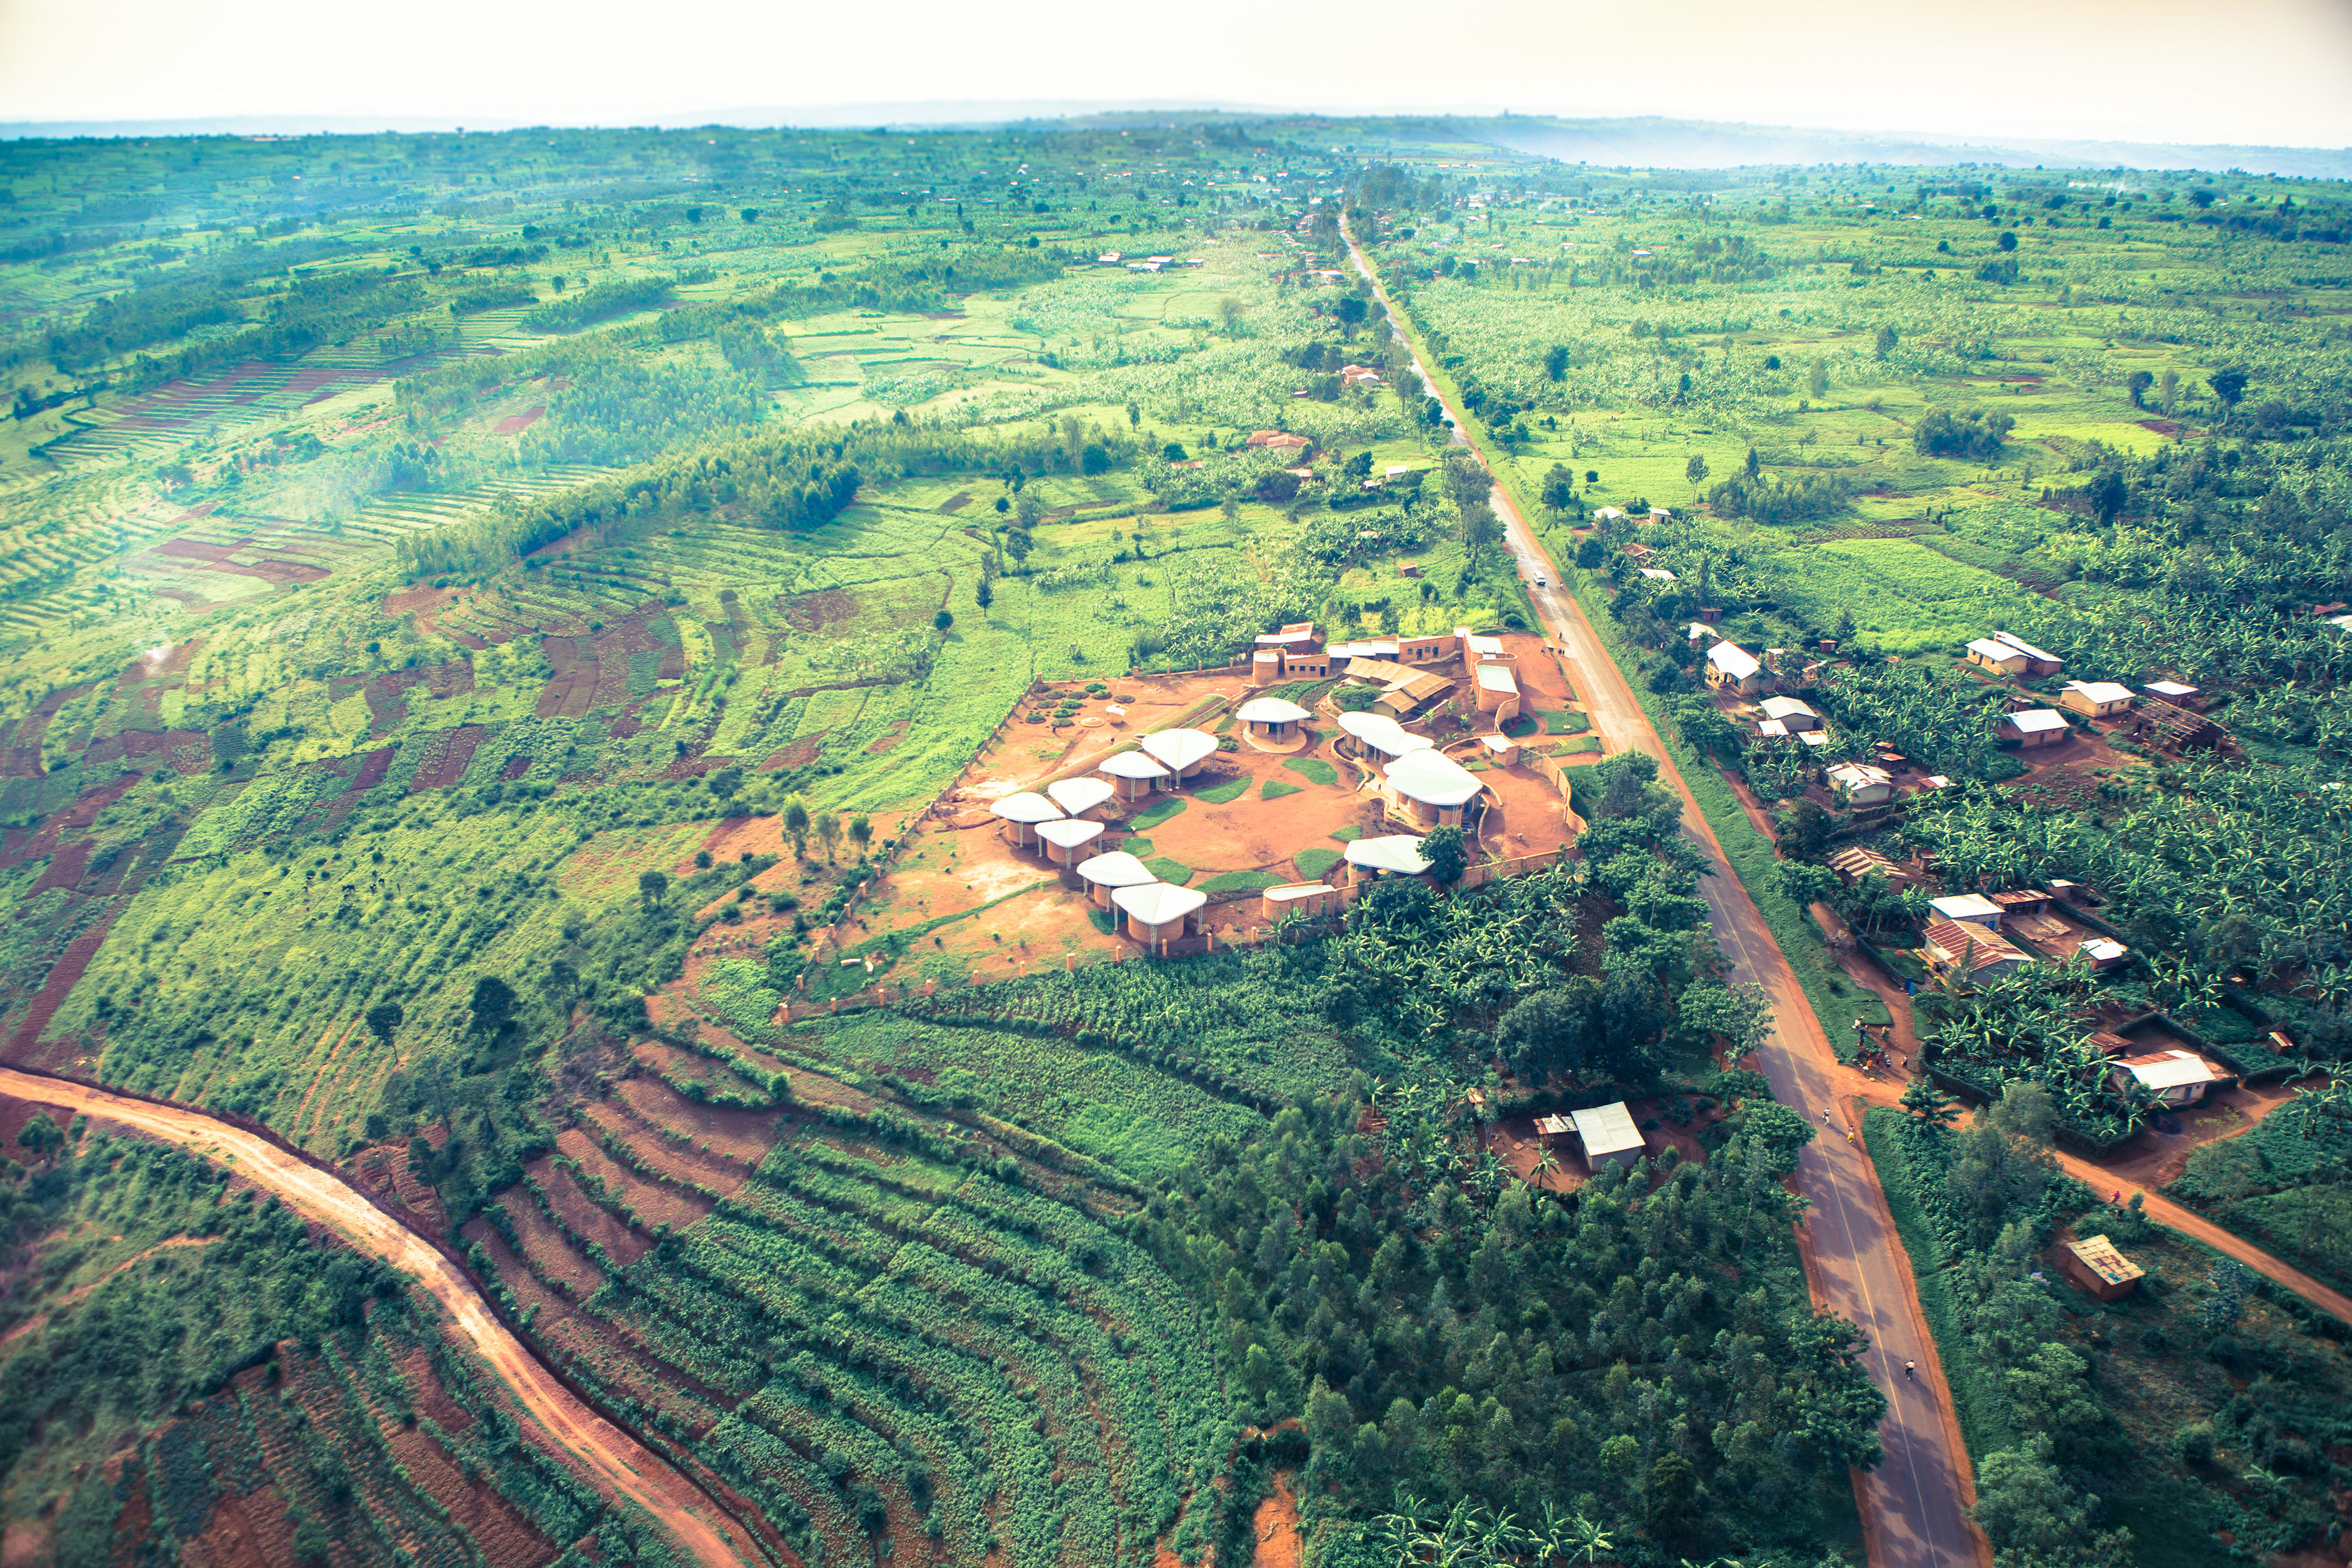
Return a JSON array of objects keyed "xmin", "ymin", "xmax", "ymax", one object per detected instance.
[{"xmin": 1346, "ymin": 222, "xmax": 1987, "ymax": 1568}]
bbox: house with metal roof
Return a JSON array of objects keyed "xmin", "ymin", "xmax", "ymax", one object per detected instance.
[
  {"xmin": 2110, "ymin": 1048, "xmax": 2227, "ymax": 1106},
  {"xmin": 1570, "ymin": 1102, "xmax": 1646, "ymax": 1168},
  {"xmin": 1705, "ymin": 642, "xmax": 1763, "ymax": 695},
  {"xmin": 2000, "ymin": 708, "xmax": 2070, "ymax": 748},
  {"xmin": 2057, "ymin": 1235, "xmax": 2144, "ymax": 1302},
  {"xmin": 1758, "ymin": 695, "xmax": 1821, "ymax": 731},
  {"xmin": 1921, "ymin": 919, "xmax": 2034, "ymax": 981},
  {"xmin": 2060, "ymin": 680, "xmax": 2133, "ymax": 718}
]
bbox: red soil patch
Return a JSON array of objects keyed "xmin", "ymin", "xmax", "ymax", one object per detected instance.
[
  {"xmin": 4, "ymin": 915, "xmax": 115, "ymax": 1070},
  {"xmin": 180, "ymin": 1483, "xmax": 295, "ymax": 1568},
  {"xmin": 410, "ymin": 724, "xmax": 489, "ymax": 791},
  {"xmin": 368, "ymin": 658, "xmax": 475, "ymax": 732},
  {"xmin": 564, "ymin": 1113, "xmax": 719, "ymax": 1231},
  {"xmin": 533, "ymin": 1156, "xmax": 651, "ymax": 1266},
  {"xmin": 1252, "ymin": 1472, "xmax": 1303, "ymax": 1568},
  {"xmin": 866, "ymin": 719, "xmax": 910, "ymax": 754},
  {"xmin": 381, "ymin": 1418, "xmax": 559, "ymax": 1568},
  {"xmin": 462, "ymin": 1216, "xmax": 582, "ymax": 1326},
  {"xmin": 87, "ymin": 726, "xmax": 212, "ymax": 774},
  {"xmin": 610, "ymin": 1074, "xmax": 777, "ymax": 1175},
  {"xmin": 30, "ymin": 840, "xmax": 90, "ymax": 895},
  {"xmin": 778, "ymin": 588, "xmax": 859, "ymax": 633},
  {"xmin": 499, "ymin": 754, "xmax": 534, "ymax": 781},
  {"xmin": 760, "ymin": 734, "xmax": 826, "ymax": 771},
  {"xmin": 155, "ymin": 538, "xmax": 239, "ymax": 563},
  {"xmin": 501, "ymin": 1185, "xmax": 611, "ymax": 1301},
  {"xmin": 493, "ymin": 404, "xmax": 547, "ymax": 436}
]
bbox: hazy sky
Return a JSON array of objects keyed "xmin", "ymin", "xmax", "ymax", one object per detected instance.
[{"xmin": 3, "ymin": 0, "xmax": 2349, "ymax": 147}]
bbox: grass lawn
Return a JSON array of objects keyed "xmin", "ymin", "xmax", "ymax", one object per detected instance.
[
  {"xmin": 1194, "ymin": 777, "xmax": 1251, "ymax": 805},
  {"xmin": 1330, "ymin": 824, "xmax": 1363, "ymax": 842},
  {"xmin": 1293, "ymin": 847, "xmax": 1344, "ymax": 879},
  {"xmin": 1130, "ymin": 797, "xmax": 1188, "ymax": 830},
  {"xmin": 1283, "ymin": 756, "xmax": 1339, "ymax": 787},
  {"xmin": 1537, "ymin": 709, "xmax": 1589, "ymax": 735},
  {"xmin": 1143, "ymin": 856, "xmax": 1193, "ymax": 885},
  {"xmin": 1198, "ymin": 870, "xmax": 1283, "ymax": 895},
  {"xmin": 1260, "ymin": 779, "xmax": 1303, "ymax": 800},
  {"xmin": 1119, "ymin": 836, "xmax": 1153, "ymax": 857}
]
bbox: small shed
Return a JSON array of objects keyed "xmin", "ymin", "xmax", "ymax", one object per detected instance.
[
  {"xmin": 1993, "ymin": 630, "xmax": 2063, "ymax": 678},
  {"xmin": 1478, "ymin": 732, "xmax": 1520, "ymax": 766},
  {"xmin": 1099, "ymin": 749, "xmax": 1170, "ymax": 802},
  {"xmin": 1045, "ymin": 776, "xmax": 1117, "ymax": 819},
  {"xmin": 989, "ymin": 792, "xmax": 1065, "ymax": 847},
  {"xmin": 1033, "ymin": 817, "xmax": 1106, "ymax": 866},
  {"xmin": 1758, "ymin": 695, "xmax": 1821, "ymax": 732},
  {"xmin": 2143, "ymin": 680, "xmax": 2201, "ymax": 710},
  {"xmin": 2057, "ymin": 1235, "xmax": 2145, "ymax": 1302},
  {"xmin": 1570, "ymin": 1102, "xmax": 1646, "ymax": 1169},
  {"xmin": 1236, "ymin": 695, "xmax": 1311, "ymax": 740}
]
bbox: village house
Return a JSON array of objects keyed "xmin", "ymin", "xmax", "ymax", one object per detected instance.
[
  {"xmin": 2109, "ymin": 1048, "xmax": 2228, "ymax": 1108},
  {"xmin": 2000, "ymin": 708, "xmax": 2069, "ymax": 748},
  {"xmin": 1920, "ymin": 918, "xmax": 2035, "ymax": 982},
  {"xmin": 1250, "ymin": 623, "xmax": 1330, "ymax": 684},
  {"xmin": 1827, "ymin": 761, "xmax": 1897, "ymax": 806},
  {"xmin": 2142, "ymin": 680, "xmax": 2202, "ymax": 710},
  {"xmin": 1965, "ymin": 637, "xmax": 2030, "ymax": 677},
  {"xmin": 1244, "ymin": 429, "xmax": 1314, "ymax": 452},
  {"xmin": 1993, "ymin": 629, "xmax": 2062, "ymax": 677},
  {"xmin": 1639, "ymin": 567, "xmax": 1678, "ymax": 583},
  {"xmin": 1758, "ymin": 695, "xmax": 1822, "ymax": 732},
  {"xmin": 2059, "ymin": 680, "xmax": 2134, "ymax": 718},
  {"xmin": 1569, "ymin": 1102, "xmax": 1647, "ymax": 1169},
  {"xmin": 1705, "ymin": 642, "xmax": 1763, "ymax": 695}
]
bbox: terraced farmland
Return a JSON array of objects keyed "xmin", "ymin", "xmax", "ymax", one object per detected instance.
[{"xmin": 464, "ymin": 1045, "xmax": 1226, "ymax": 1568}]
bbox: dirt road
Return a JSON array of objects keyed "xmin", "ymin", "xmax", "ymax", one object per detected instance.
[
  {"xmin": 1347, "ymin": 231, "xmax": 1985, "ymax": 1568},
  {"xmin": 0, "ymin": 1068, "xmax": 765, "ymax": 1568}
]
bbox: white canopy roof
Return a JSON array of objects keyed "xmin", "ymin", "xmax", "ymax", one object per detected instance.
[
  {"xmin": 1236, "ymin": 696, "xmax": 1311, "ymax": 724},
  {"xmin": 991, "ymin": 792, "xmax": 1064, "ymax": 825},
  {"xmin": 1344, "ymin": 834, "xmax": 1432, "ymax": 874},
  {"xmin": 1034, "ymin": 818, "xmax": 1105, "ymax": 850},
  {"xmin": 1111, "ymin": 881, "xmax": 1209, "ymax": 925},
  {"xmin": 1640, "ymin": 567, "xmax": 1678, "ymax": 582},
  {"xmin": 1140, "ymin": 728, "xmax": 1218, "ymax": 770},
  {"xmin": 1046, "ymin": 776, "xmax": 1116, "ymax": 815},
  {"xmin": 1264, "ymin": 882, "xmax": 1336, "ymax": 905},
  {"xmin": 1074, "ymin": 850, "xmax": 1158, "ymax": 887},
  {"xmin": 1570, "ymin": 1102, "xmax": 1645, "ymax": 1157},
  {"xmin": 1098, "ymin": 750, "xmax": 1170, "ymax": 780},
  {"xmin": 1478, "ymin": 733, "xmax": 1516, "ymax": 755},
  {"xmin": 1384, "ymin": 750, "xmax": 1484, "ymax": 807},
  {"xmin": 1337, "ymin": 710, "xmax": 1433, "ymax": 758},
  {"xmin": 1475, "ymin": 664, "xmax": 1518, "ymax": 695},
  {"xmin": 2144, "ymin": 680, "xmax": 2197, "ymax": 699}
]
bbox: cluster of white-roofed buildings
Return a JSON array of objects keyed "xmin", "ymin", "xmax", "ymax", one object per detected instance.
[{"xmin": 974, "ymin": 621, "xmax": 1571, "ymax": 956}]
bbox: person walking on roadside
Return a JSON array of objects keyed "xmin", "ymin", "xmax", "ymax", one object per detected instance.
[{"xmin": 1904, "ymin": 1360, "xmax": 1916, "ymax": 1380}]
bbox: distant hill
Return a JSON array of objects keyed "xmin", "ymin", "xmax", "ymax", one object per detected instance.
[{"xmin": 1453, "ymin": 114, "xmax": 2352, "ymax": 180}]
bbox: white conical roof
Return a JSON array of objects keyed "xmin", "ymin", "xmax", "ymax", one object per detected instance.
[
  {"xmin": 1337, "ymin": 710, "xmax": 1432, "ymax": 757},
  {"xmin": 1046, "ymin": 776, "xmax": 1116, "ymax": 815},
  {"xmin": 1383, "ymin": 749, "xmax": 1483, "ymax": 807},
  {"xmin": 990, "ymin": 792, "xmax": 1065, "ymax": 824},
  {"xmin": 1111, "ymin": 881, "xmax": 1209, "ymax": 925},
  {"xmin": 1344, "ymin": 834, "xmax": 1432, "ymax": 874},
  {"xmin": 1140, "ymin": 728, "xmax": 1218, "ymax": 770},
  {"xmin": 1099, "ymin": 750, "xmax": 1170, "ymax": 780},
  {"xmin": 1035, "ymin": 818, "xmax": 1105, "ymax": 850},
  {"xmin": 1074, "ymin": 850, "xmax": 1158, "ymax": 887},
  {"xmin": 1236, "ymin": 696, "xmax": 1310, "ymax": 724}
]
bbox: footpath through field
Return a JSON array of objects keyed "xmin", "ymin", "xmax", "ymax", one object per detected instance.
[
  {"xmin": 0, "ymin": 1067, "xmax": 765, "ymax": 1568},
  {"xmin": 1346, "ymin": 227, "xmax": 1986, "ymax": 1568}
]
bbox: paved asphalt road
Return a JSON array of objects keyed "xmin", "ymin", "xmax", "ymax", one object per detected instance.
[{"xmin": 1346, "ymin": 231, "xmax": 1983, "ymax": 1568}]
